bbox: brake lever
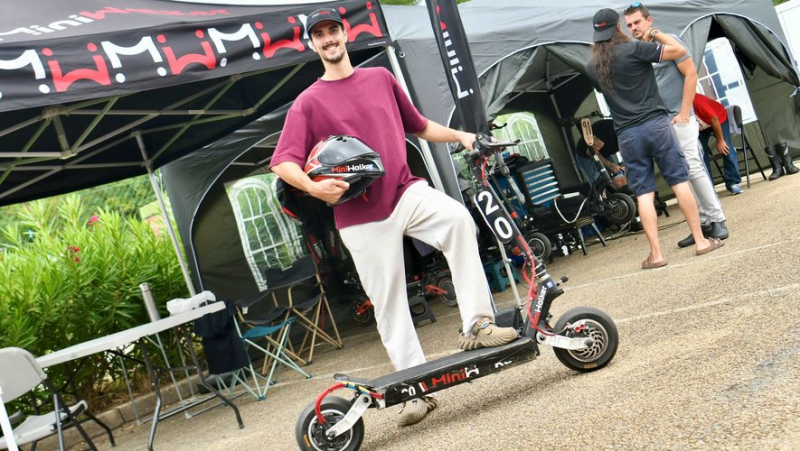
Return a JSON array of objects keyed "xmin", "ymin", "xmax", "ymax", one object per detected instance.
[{"xmin": 474, "ymin": 133, "xmax": 520, "ymax": 152}]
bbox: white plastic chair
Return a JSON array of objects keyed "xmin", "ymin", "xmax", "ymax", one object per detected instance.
[{"xmin": 0, "ymin": 347, "xmax": 112, "ymax": 451}]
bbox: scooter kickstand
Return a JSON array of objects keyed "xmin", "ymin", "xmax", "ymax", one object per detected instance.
[{"xmin": 326, "ymin": 394, "xmax": 372, "ymax": 439}]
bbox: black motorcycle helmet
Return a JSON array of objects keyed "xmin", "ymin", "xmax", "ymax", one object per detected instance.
[{"xmin": 305, "ymin": 135, "xmax": 385, "ymax": 205}]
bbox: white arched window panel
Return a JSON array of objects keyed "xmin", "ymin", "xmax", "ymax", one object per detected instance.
[
  {"xmin": 493, "ymin": 112, "xmax": 549, "ymax": 161},
  {"xmin": 226, "ymin": 174, "xmax": 305, "ymax": 291}
]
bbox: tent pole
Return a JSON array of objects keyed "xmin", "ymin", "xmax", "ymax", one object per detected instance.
[
  {"xmin": 386, "ymin": 45, "xmax": 446, "ymax": 192},
  {"xmin": 135, "ymin": 132, "xmax": 197, "ymax": 296},
  {"xmin": 546, "ymin": 53, "xmax": 583, "ymax": 183},
  {"xmin": 549, "ymin": 91, "xmax": 584, "ymax": 183}
]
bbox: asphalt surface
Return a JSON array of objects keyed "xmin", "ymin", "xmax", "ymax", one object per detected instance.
[{"xmin": 95, "ymin": 174, "xmax": 800, "ymax": 450}]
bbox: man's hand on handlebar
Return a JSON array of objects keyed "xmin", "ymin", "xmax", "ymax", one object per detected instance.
[
  {"xmin": 458, "ymin": 131, "xmax": 477, "ymax": 151},
  {"xmin": 448, "ymin": 132, "xmax": 519, "ymax": 155}
]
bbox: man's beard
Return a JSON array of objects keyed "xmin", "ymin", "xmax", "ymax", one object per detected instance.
[{"xmin": 322, "ymin": 51, "xmax": 345, "ymax": 64}]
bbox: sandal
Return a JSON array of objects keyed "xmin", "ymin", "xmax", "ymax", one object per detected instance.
[
  {"xmin": 641, "ymin": 255, "xmax": 667, "ymax": 270},
  {"xmin": 696, "ymin": 237, "xmax": 724, "ymax": 256}
]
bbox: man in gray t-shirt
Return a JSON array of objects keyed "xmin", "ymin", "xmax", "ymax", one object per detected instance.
[{"xmin": 624, "ymin": 3, "xmax": 730, "ymax": 248}]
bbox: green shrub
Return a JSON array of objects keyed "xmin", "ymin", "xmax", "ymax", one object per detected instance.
[{"xmin": 0, "ymin": 195, "xmax": 187, "ymax": 411}]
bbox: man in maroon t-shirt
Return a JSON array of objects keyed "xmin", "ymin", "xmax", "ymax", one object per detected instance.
[{"xmin": 270, "ymin": 7, "xmax": 517, "ymax": 427}]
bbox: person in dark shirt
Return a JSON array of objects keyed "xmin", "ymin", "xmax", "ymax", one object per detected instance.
[
  {"xmin": 624, "ymin": 3, "xmax": 732, "ymax": 253},
  {"xmin": 585, "ymin": 8, "xmax": 723, "ymax": 269}
]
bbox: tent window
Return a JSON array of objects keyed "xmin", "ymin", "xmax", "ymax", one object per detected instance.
[
  {"xmin": 454, "ymin": 113, "xmax": 550, "ymax": 178},
  {"xmin": 453, "ymin": 112, "xmax": 547, "ymax": 177},
  {"xmin": 492, "ymin": 112, "xmax": 549, "ymax": 161},
  {"xmin": 698, "ymin": 38, "xmax": 757, "ymax": 124},
  {"xmin": 227, "ymin": 174, "xmax": 305, "ymax": 291}
]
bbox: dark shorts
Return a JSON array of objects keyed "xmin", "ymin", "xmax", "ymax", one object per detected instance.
[{"xmin": 617, "ymin": 115, "xmax": 689, "ymax": 196}]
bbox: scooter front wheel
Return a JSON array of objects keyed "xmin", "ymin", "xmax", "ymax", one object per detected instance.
[
  {"xmin": 296, "ymin": 396, "xmax": 365, "ymax": 451},
  {"xmin": 552, "ymin": 306, "xmax": 618, "ymax": 372}
]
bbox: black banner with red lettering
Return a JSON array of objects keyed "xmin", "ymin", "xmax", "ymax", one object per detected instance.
[
  {"xmin": 424, "ymin": 0, "xmax": 488, "ymax": 135},
  {"xmin": 0, "ymin": 0, "xmax": 389, "ymax": 112}
]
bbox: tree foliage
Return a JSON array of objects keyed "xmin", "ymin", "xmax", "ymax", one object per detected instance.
[{"xmin": 0, "ymin": 195, "xmax": 187, "ymax": 412}]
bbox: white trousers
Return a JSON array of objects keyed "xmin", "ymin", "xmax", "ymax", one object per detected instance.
[
  {"xmin": 339, "ymin": 182, "xmax": 494, "ymax": 371},
  {"xmin": 672, "ymin": 116, "xmax": 726, "ymax": 224}
]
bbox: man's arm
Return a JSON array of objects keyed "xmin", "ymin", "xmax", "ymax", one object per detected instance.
[
  {"xmin": 673, "ymin": 57, "xmax": 697, "ymax": 124},
  {"xmin": 590, "ymin": 138, "xmax": 621, "ymax": 173},
  {"xmin": 596, "ymin": 152, "xmax": 621, "ymax": 173},
  {"xmin": 708, "ymin": 116, "xmax": 730, "ymax": 156},
  {"xmin": 650, "ymin": 29, "xmax": 687, "ymax": 61},
  {"xmin": 271, "ymin": 161, "xmax": 350, "ymax": 204},
  {"xmin": 414, "ymin": 120, "xmax": 477, "ymax": 150}
]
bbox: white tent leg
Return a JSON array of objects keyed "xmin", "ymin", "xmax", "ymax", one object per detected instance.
[{"xmin": 135, "ymin": 132, "xmax": 196, "ymax": 296}]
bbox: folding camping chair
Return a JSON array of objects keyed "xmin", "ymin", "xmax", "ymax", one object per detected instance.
[
  {"xmin": 235, "ymin": 289, "xmax": 311, "ymax": 400},
  {"xmin": 234, "ymin": 294, "xmax": 312, "ymax": 400},
  {"xmin": 0, "ymin": 348, "xmax": 114, "ymax": 451},
  {"xmin": 264, "ymin": 255, "xmax": 342, "ymax": 364}
]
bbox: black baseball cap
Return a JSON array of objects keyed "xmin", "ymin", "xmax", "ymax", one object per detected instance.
[
  {"xmin": 306, "ymin": 7, "xmax": 343, "ymax": 34},
  {"xmin": 592, "ymin": 8, "xmax": 619, "ymax": 42}
]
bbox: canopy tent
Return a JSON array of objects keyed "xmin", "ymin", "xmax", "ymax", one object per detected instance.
[
  {"xmin": 0, "ymin": 0, "xmax": 391, "ymax": 294},
  {"xmin": 388, "ymin": 0, "xmax": 800, "ymax": 192},
  {"xmin": 160, "ymin": 0, "xmax": 800, "ymax": 304},
  {"xmin": 0, "ymin": 0, "xmax": 389, "ymax": 206}
]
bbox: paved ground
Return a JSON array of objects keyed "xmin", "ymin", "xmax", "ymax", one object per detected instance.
[{"xmin": 93, "ymin": 174, "xmax": 799, "ymax": 450}]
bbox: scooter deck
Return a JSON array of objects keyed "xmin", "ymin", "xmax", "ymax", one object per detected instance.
[{"xmin": 335, "ymin": 337, "xmax": 538, "ymax": 406}]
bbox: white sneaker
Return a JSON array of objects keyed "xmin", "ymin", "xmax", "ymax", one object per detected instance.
[{"xmin": 397, "ymin": 396, "xmax": 439, "ymax": 427}]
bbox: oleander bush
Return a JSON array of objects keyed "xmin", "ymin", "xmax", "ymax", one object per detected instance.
[{"xmin": 0, "ymin": 195, "xmax": 187, "ymax": 412}]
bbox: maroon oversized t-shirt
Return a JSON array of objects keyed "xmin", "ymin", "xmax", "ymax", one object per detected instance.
[{"xmin": 270, "ymin": 67, "xmax": 428, "ymax": 229}]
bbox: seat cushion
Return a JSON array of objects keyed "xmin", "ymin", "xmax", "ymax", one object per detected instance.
[{"xmin": 0, "ymin": 400, "xmax": 86, "ymax": 448}]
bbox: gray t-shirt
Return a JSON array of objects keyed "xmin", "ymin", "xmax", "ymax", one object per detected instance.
[
  {"xmin": 586, "ymin": 40, "xmax": 668, "ymax": 132},
  {"xmin": 653, "ymin": 33, "xmax": 692, "ymax": 119}
]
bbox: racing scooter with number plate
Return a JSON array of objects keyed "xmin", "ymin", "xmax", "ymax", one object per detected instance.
[{"xmin": 296, "ymin": 134, "xmax": 619, "ymax": 451}]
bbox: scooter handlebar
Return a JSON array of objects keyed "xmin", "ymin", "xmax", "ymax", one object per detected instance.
[
  {"xmin": 473, "ymin": 133, "xmax": 520, "ymax": 154},
  {"xmin": 449, "ymin": 133, "xmax": 520, "ymax": 155}
]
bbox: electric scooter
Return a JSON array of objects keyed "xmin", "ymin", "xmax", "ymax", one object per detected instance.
[{"xmin": 295, "ymin": 134, "xmax": 619, "ymax": 451}]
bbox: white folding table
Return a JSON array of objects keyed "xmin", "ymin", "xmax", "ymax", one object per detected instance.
[{"xmin": 36, "ymin": 293, "xmax": 244, "ymax": 450}]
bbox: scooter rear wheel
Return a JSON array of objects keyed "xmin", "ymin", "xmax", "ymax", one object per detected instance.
[
  {"xmin": 552, "ymin": 306, "xmax": 618, "ymax": 372},
  {"xmin": 350, "ymin": 299, "xmax": 375, "ymax": 327},
  {"xmin": 296, "ymin": 396, "xmax": 365, "ymax": 451},
  {"xmin": 525, "ymin": 231, "xmax": 552, "ymax": 262},
  {"xmin": 604, "ymin": 192, "xmax": 636, "ymax": 226},
  {"xmin": 435, "ymin": 276, "xmax": 458, "ymax": 307}
]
